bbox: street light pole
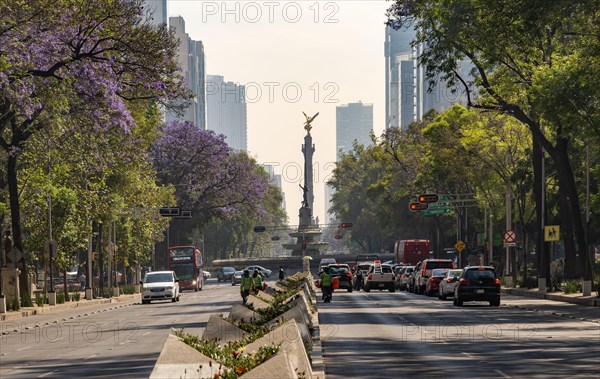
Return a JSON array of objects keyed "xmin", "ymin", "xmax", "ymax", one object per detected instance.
[{"xmin": 583, "ymin": 144, "xmax": 592, "ymax": 295}]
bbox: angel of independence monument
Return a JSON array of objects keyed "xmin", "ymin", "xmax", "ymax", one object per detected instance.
[{"xmin": 283, "ymin": 112, "xmax": 328, "ymax": 256}]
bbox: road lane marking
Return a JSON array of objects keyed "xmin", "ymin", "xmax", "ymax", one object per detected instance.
[
  {"xmin": 143, "ymin": 332, "xmax": 151, "ymax": 336},
  {"xmin": 84, "ymin": 354, "xmax": 98, "ymax": 360},
  {"xmin": 461, "ymin": 352, "xmax": 473, "ymax": 358},
  {"xmin": 17, "ymin": 347, "xmax": 31, "ymax": 351},
  {"xmin": 494, "ymin": 369, "xmax": 511, "ymax": 378},
  {"xmin": 37, "ymin": 370, "xmax": 57, "ymax": 378}
]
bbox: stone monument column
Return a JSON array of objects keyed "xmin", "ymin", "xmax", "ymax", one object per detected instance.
[{"xmin": 302, "ymin": 133, "xmax": 315, "ymax": 215}]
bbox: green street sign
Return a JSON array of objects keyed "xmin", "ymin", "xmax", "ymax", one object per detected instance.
[{"xmin": 422, "ymin": 196, "xmax": 452, "ymax": 216}]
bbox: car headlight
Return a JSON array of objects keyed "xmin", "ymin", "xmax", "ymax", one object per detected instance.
[
  {"xmin": 192, "ymin": 280, "xmax": 197, "ymax": 285},
  {"xmin": 165, "ymin": 286, "xmax": 173, "ymax": 290}
]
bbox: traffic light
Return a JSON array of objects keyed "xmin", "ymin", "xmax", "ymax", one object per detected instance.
[
  {"xmin": 271, "ymin": 236, "xmax": 281, "ymax": 241},
  {"xmin": 418, "ymin": 194, "xmax": 439, "ymax": 203},
  {"xmin": 92, "ymin": 252, "xmax": 98, "ymax": 260},
  {"xmin": 409, "ymin": 202, "xmax": 429, "ymax": 212},
  {"xmin": 253, "ymin": 226, "xmax": 266, "ymax": 233},
  {"xmin": 302, "ymin": 240, "xmax": 307, "ymax": 251},
  {"xmin": 340, "ymin": 222, "xmax": 353, "ymax": 228},
  {"xmin": 334, "ymin": 235, "xmax": 343, "ymax": 240}
]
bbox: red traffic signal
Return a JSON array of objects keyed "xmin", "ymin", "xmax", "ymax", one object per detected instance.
[
  {"xmin": 302, "ymin": 240, "xmax": 307, "ymax": 250},
  {"xmin": 334, "ymin": 235, "xmax": 343, "ymax": 240},
  {"xmin": 418, "ymin": 194, "xmax": 439, "ymax": 203},
  {"xmin": 340, "ymin": 222, "xmax": 353, "ymax": 228},
  {"xmin": 409, "ymin": 202, "xmax": 429, "ymax": 212}
]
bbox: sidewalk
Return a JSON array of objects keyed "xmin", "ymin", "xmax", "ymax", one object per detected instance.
[
  {"xmin": 0, "ymin": 293, "xmax": 140, "ymax": 322},
  {"xmin": 502, "ymin": 287, "xmax": 600, "ymax": 307}
]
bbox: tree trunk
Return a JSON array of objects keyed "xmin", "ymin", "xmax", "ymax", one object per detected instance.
[
  {"xmin": 555, "ymin": 137, "xmax": 587, "ymax": 278},
  {"xmin": 7, "ymin": 153, "xmax": 30, "ymax": 300},
  {"xmin": 532, "ymin": 133, "xmax": 549, "ymax": 287}
]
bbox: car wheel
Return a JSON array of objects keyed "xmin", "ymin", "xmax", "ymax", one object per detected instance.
[
  {"xmin": 195, "ymin": 285, "xmax": 198, "ymax": 292},
  {"xmin": 490, "ymin": 299, "xmax": 500, "ymax": 307},
  {"xmin": 456, "ymin": 297, "xmax": 463, "ymax": 306},
  {"xmin": 347, "ymin": 288, "xmax": 353, "ymax": 293},
  {"xmin": 172, "ymin": 295, "xmax": 177, "ymax": 302},
  {"xmin": 439, "ymin": 290, "xmax": 447, "ymax": 300},
  {"xmin": 364, "ymin": 284, "xmax": 371, "ymax": 292},
  {"xmin": 389, "ymin": 287, "xmax": 396, "ymax": 293},
  {"xmin": 142, "ymin": 300, "xmax": 149, "ymax": 304},
  {"xmin": 232, "ymin": 281, "xmax": 236, "ymax": 286}
]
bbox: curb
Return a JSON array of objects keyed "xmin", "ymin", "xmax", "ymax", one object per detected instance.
[
  {"xmin": 501, "ymin": 288, "xmax": 600, "ymax": 307},
  {"xmin": 0, "ymin": 294, "xmax": 140, "ymax": 321}
]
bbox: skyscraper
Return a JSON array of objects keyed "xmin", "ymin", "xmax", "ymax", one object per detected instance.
[
  {"xmin": 166, "ymin": 16, "xmax": 207, "ymax": 129},
  {"xmin": 206, "ymin": 75, "xmax": 247, "ymax": 151},
  {"xmin": 336, "ymin": 102, "xmax": 373, "ymax": 156},
  {"xmin": 142, "ymin": 0, "xmax": 168, "ymax": 26},
  {"xmin": 385, "ymin": 26, "xmax": 462, "ymax": 129}
]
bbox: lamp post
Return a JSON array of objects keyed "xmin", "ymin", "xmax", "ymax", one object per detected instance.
[{"xmin": 583, "ymin": 144, "xmax": 592, "ymax": 295}]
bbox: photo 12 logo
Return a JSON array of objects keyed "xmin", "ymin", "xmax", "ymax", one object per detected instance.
[
  {"xmin": 201, "ymin": 2, "xmax": 340, "ymax": 24},
  {"xmin": 206, "ymin": 80, "xmax": 340, "ymax": 104}
]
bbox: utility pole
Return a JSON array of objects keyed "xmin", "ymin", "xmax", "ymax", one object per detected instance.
[{"xmin": 505, "ymin": 190, "xmax": 512, "ymax": 286}]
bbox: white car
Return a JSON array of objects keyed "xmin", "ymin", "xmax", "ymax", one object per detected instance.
[
  {"xmin": 141, "ymin": 271, "xmax": 180, "ymax": 304},
  {"xmin": 244, "ymin": 265, "xmax": 272, "ymax": 278},
  {"xmin": 438, "ymin": 269, "xmax": 463, "ymax": 300}
]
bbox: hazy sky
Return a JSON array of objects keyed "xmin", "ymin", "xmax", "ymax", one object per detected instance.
[{"xmin": 167, "ymin": 0, "xmax": 392, "ymax": 223}]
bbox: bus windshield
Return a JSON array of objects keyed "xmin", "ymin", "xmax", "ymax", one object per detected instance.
[{"xmin": 171, "ymin": 264, "xmax": 195, "ymax": 280}]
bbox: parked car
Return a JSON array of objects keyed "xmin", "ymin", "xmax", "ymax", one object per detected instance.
[
  {"xmin": 140, "ymin": 271, "xmax": 180, "ymax": 304},
  {"xmin": 231, "ymin": 270, "xmax": 243, "ymax": 286},
  {"xmin": 454, "ymin": 266, "xmax": 501, "ymax": 307},
  {"xmin": 395, "ymin": 265, "xmax": 415, "ymax": 291},
  {"xmin": 438, "ymin": 269, "xmax": 463, "ymax": 300},
  {"xmin": 425, "ymin": 268, "xmax": 450, "ymax": 296},
  {"xmin": 363, "ymin": 261, "xmax": 395, "ymax": 293},
  {"xmin": 244, "ymin": 265, "xmax": 272, "ymax": 278},
  {"xmin": 327, "ymin": 264, "xmax": 353, "ymax": 292},
  {"xmin": 217, "ymin": 267, "xmax": 236, "ymax": 282},
  {"xmin": 413, "ymin": 259, "xmax": 455, "ymax": 294}
]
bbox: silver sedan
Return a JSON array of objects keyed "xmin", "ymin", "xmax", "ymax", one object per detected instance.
[{"xmin": 438, "ymin": 269, "xmax": 463, "ymax": 300}]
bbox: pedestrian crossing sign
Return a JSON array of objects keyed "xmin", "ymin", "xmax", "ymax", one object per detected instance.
[{"xmin": 544, "ymin": 225, "xmax": 560, "ymax": 241}]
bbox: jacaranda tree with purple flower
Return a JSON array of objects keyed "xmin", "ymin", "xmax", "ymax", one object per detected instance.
[
  {"xmin": 0, "ymin": 0, "xmax": 189, "ymax": 298},
  {"xmin": 151, "ymin": 121, "xmax": 269, "ymax": 230}
]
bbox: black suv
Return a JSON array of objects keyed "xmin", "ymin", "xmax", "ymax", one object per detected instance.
[
  {"xmin": 454, "ymin": 266, "xmax": 500, "ymax": 306},
  {"xmin": 327, "ymin": 264, "xmax": 353, "ymax": 292}
]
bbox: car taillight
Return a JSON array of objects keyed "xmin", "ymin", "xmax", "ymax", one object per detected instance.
[
  {"xmin": 460, "ymin": 279, "xmax": 471, "ymax": 285},
  {"xmin": 495, "ymin": 278, "xmax": 501, "ymax": 285},
  {"xmin": 368, "ymin": 274, "xmax": 372, "ymax": 280},
  {"xmin": 346, "ymin": 273, "xmax": 352, "ymax": 278},
  {"xmin": 446, "ymin": 279, "xmax": 453, "ymax": 283}
]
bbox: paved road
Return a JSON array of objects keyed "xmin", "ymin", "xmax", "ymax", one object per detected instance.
[
  {"xmin": 319, "ymin": 290, "xmax": 600, "ymax": 378},
  {"xmin": 0, "ymin": 279, "xmax": 242, "ymax": 378}
]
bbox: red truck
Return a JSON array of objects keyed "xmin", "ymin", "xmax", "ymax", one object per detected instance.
[{"xmin": 394, "ymin": 240, "xmax": 430, "ymax": 266}]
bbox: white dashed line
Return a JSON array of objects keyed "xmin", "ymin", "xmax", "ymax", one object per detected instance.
[
  {"xmin": 84, "ymin": 354, "xmax": 98, "ymax": 360},
  {"xmin": 37, "ymin": 370, "xmax": 57, "ymax": 378},
  {"xmin": 494, "ymin": 369, "xmax": 511, "ymax": 378}
]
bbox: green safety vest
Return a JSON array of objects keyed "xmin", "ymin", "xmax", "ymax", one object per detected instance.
[
  {"xmin": 320, "ymin": 272, "xmax": 333, "ymax": 287},
  {"xmin": 241, "ymin": 276, "xmax": 252, "ymax": 290},
  {"xmin": 252, "ymin": 275, "xmax": 263, "ymax": 289}
]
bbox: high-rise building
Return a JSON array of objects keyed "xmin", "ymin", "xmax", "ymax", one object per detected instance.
[
  {"xmin": 142, "ymin": 0, "xmax": 168, "ymax": 26},
  {"xmin": 385, "ymin": 26, "xmax": 464, "ymax": 129},
  {"xmin": 206, "ymin": 75, "xmax": 247, "ymax": 151},
  {"xmin": 260, "ymin": 164, "xmax": 286, "ymax": 211},
  {"xmin": 336, "ymin": 102, "xmax": 373, "ymax": 156},
  {"xmin": 166, "ymin": 16, "xmax": 207, "ymax": 129}
]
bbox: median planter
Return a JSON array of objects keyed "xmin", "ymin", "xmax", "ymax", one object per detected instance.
[{"xmin": 154, "ymin": 273, "xmax": 322, "ymax": 378}]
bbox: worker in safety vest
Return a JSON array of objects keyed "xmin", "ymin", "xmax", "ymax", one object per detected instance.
[
  {"xmin": 251, "ymin": 270, "xmax": 263, "ymax": 294},
  {"xmin": 320, "ymin": 266, "xmax": 333, "ymax": 302},
  {"xmin": 240, "ymin": 270, "xmax": 252, "ymax": 304}
]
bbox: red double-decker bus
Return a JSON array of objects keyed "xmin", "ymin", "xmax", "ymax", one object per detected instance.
[{"xmin": 167, "ymin": 246, "xmax": 203, "ymax": 291}]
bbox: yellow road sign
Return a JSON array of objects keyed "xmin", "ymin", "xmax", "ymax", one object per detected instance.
[
  {"xmin": 455, "ymin": 240, "xmax": 465, "ymax": 252},
  {"xmin": 544, "ymin": 225, "xmax": 560, "ymax": 241}
]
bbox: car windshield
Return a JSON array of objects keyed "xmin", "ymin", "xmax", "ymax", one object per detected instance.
[
  {"xmin": 329, "ymin": 266, "xmax": 350, "ymax": 275},
  {"xmin": 465, "ymin": 269, "xmax": 496, "ymax": 281},
  {"xmin": 223, "ymin": 267, "xmax": 235, "ymax": 273},
  {"xmin": 426, "ymin": 261, "xmax": 454, "ymax": 270},
  {"xmin": 145, "ymin": 273, "xmax": 173, "ymax": 283},
  {"xmin": 447, "ymin": 270, "xmax": 462, "ymax": 277},
  {"xmin": 431, "ymin": 269, "xmax": 449, "ymax": 277},
  {"xmin": 171, "ymin": 265, "xmax": 195, "ymax": 280},
  {"xmin": 405, "ymin": 267, "xmax": 415, "ymax": 273}
]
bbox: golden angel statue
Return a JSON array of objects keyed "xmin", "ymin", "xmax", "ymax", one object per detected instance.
[{"xmin": 302, "ymin": 111, "xmax": 319, "ymax": 134}]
